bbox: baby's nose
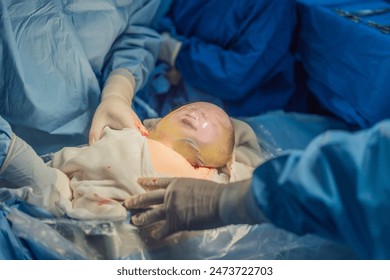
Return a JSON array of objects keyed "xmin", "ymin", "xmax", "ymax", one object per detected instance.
[{"xmin": 188, "ymin": 110, "xmax": 200, "ymax": 120}]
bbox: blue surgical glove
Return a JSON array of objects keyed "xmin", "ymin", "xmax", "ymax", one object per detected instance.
[
  {"xmin": 158, "ymin": 32, "xmax": 182, "ymax": 68},
  {"xmin": 124, "ymin": 177, "xmax": 267, "ymax": 239},
  {"xmin": 0, "ymin": 135, "xmax": 71, "ymax": 216}
]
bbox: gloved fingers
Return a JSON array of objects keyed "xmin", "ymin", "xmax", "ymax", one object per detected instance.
[
  {"xmin": 1, "ymin": 135, "xmax": 53, "ymax": 190},
  {"xmin": 89, "ymin": 106, "xmax": 106, "ymax": 144},
  {"xmin": 161, "ymin": 32, "xmax": 173, "ymax": 40},
  {"xmin": 151, "ymin": 221, "xmax": 171, "ymax": 240},
  {"xmin": 158, "ymin": 32, "xmax": 182, "ymax": 67},
  {"xmin": 89, "ymin": 101, "xmax": 148, "ymax": 144},
  {"xmin": 123, "ymin": 189, "xmax": 166, "ymax": 209},
  {"xmin": 137, "ymin": 177, "xmax": 175, "ymax": 190},
  {"xmin": 135, "ymin": 220, "xmax": 163, "ymax": 242},
  {"xmin": 131, "ymin": 205, "xmax": 165, "ymax": 226},
  {"xmin": 166, "ymin": 68, "xmax": 181, "ymax": 85},
  {"xmin": 89, "ymin": 102, "xmax": 122, "ymax": 144},
  {"xmin": 130, "ymin": 109, "xmax": 149, "ymax": 136}
]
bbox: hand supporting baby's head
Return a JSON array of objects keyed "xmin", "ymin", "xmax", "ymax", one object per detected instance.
[{"xmin": 147, "ymin": 102, "xmax": 235, "ymax": 175}]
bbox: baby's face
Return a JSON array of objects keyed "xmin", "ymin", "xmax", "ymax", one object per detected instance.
[{"xmin": 148, "ymin": 102, "xmax": 234, "ymax": 168}]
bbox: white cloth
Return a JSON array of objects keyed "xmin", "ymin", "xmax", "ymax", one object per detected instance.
[
  {"xmin": 50, "ymin": 128, "xmax": 151, "ymax": 220},
  {"xmin": 229, "ymin": 118, "xmax": 264, "ymax": 182}
]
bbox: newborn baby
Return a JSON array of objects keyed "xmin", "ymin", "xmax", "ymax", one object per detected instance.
[
  {"xmin": 49, "ymin": 102, "xmax": 238, "ymax": 220},
  {"xmin": 148, "ymin": 101, "xmax": 235, "ymax": 175}
]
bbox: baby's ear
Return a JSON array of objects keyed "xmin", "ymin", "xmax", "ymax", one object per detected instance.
[{"xmin": 219, "ymin": 153, "xmax": 235, "ymax": 177}]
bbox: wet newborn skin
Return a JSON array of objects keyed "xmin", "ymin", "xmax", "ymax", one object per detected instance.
[
  {"xmin": 147, "ymin": 102, "xmax": 234, "ymax": 169},
  {"xmin": 146, "ymin": 137, "xmax": 220, "ymax": 181}
]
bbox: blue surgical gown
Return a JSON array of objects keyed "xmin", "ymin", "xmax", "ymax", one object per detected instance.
[
  {"xmin": 249, "ymin": 119, "xmax": 390, "ymax": 259},
  {"xmin": 142, "ymin": 0, "xmax": 297, "ymax": 117},
  {"xmin": 0, "ymin": 0, "xmax": 160, "ymax": 155}
]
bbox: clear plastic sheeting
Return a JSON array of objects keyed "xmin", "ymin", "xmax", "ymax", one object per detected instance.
[
  {"xmin": 242, "ymin": 110, "xmax": 350, "ymax": 157},
  {"xmin": 3, "ymin": 203, "xmax": 356, "ymax": 260},
  {"xmin": 0, "ymin": 111, "xmax": 356, "ymax": 259}
]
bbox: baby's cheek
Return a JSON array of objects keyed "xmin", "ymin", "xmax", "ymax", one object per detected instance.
[{"xmin": 172, "ymin": 142, "xmax": 200, "ymax": 166}]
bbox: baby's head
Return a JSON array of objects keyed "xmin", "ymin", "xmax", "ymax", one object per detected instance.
[{"xmin": 148, "ymin": 102, "xmax": 235, "ymax": 173}]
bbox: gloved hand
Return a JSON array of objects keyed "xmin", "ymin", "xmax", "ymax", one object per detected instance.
[
  {"xmin": 89, "ymin": 68, "xmax": 148, "ymax": 144},
  {"xmin": 0, "ymin": 135, "xmax": 72, "ymax": 216},
  {"xmin": 124, "ymin": 177, "xmax": 267, "ymax": 239},
  {"xmin": 158, "ymin": 32, "xmax": 182, "ymax": 68}
]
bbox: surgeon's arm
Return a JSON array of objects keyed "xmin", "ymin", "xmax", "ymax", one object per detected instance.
[
  {"xmin": 173, "ymin": 0, "xmax": 296, "ymax": 100},
  {"xmin": 0, "ymin": 117, "xmax": 71, "ymax": 216},
  {"xmin": 89, "ymin": 0, "xmax": 160, "ymax": 143},
  {"xmin": 250, "ymin": 120, "xmax": 390, "ymax": 259},
  {"xmin": 0, "ymin": 116, "xmax": 15, "ymax": 185},
  {"xmin": 89, "ymin": 0, "xmax": 160, "ymax": 144},
  {"xmin": 0, "ymin": 116, "xmax": 12, "ymax": 168},
  {"xmin": 101, "ymin": 0, "xmax": 160, "ymax": 92}
]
